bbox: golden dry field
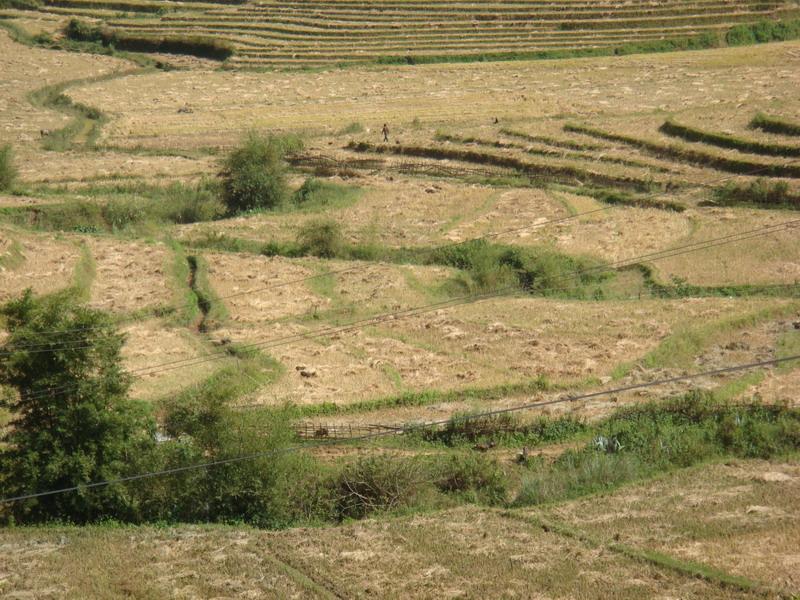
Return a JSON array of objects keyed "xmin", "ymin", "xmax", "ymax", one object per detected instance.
[{"xmin": 1, "ymin": 3, "xmax": 800, "ymax": 597}]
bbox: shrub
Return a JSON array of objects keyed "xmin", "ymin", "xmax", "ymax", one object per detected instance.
[
  {"xmin": 221, "ymin": 132, "xmax": 297, "ymax": 213},
  {"xmin": 335, "ymin": 455, "xmax": 430, "ymax": 519},
  {"xmin": 726, "ymin": 24, "xmax": 756, "ymax": 46},
  {"xmin": 339, "ymin": 122, "xmax": 365, "ymax": 135},
  {"xmin": 293, "ymin": 177, "xmax": 326, "ymax": 205},
  {"xmin": 160, "ymin": 181, "xmax": 225, "ymax": 223},
  {"xmin": 296, "ymin": 219, "xmax": 344, "ymax": 258},
  {"xmin": 0, "ymin": 144, "xmax": 17, "ymax": 192},
  {"xmin": 435, "ymin": 454, "xmax": 508, "ymax": 505},
  {"xmin": 430, "ymin": 239, "xmax": 609, "ymax": 295}
]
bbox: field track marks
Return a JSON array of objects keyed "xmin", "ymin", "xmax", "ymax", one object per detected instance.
[
  {"xmin": 498, "ymin": 510, "xmax": 781, "ymax": 598},
  {"xmin": 263, "ymin": 551, "xmax": 345, "ymax": 600}
]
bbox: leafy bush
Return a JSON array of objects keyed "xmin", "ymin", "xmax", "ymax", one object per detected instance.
[
  {"xmin": 221, "ymin": 133, "xmax": 300, "ymax": 214},
  {"xmin": 335, "ymin": 455, "xmax": 430, "ymax": 519},
  {"xmin": 726, "ymin": 24, "xmax": 756, "ymax": 46},
  {"xmin": 422, "ymin": 411, "xmax": 585, "ymax": 447},
  {"xmin": 435, "ymin": 454, "xmax": 508, "ymax": 505},
  {"xmin": 296, "ymin": 219, "xmax": 344, "ymax": 258},
  {"xmin": 159, "ymin": 181, "xmax": 225, "ymax": 223},
  {"xmin": 0, "ymin": 144, "xmax": 17, "ymax": 192},
  {"xmin": 293, "ymin": 177, "xmax": 326, "ymax": 205}
]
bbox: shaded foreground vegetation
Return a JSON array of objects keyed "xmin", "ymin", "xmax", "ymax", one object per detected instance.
[{"xmin": 1, "ymin": 289, "xmax": 798, "ymax": 528}]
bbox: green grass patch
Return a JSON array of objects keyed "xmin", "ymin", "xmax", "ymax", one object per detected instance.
[
  {"xmin": 186, "ymin": 254, "xmax": 227, "ymax": 332},
  {"xmin": 0, "ymin": 237, "xmax": 24, "ymax": 270},
  {"xmin": 514, "ymin": 392, "xmax": 800, "ymax": 507},
  {"xmin": 640, "ymin": 302, "xmax": 800, "ymax": 370},
  {"xmin": 0, "ymin": 181, "xmax": 225, "ymax": 234},
  {"xmin": 291, "ymin": 375, "xmax": 553, "ymax": 418},
  {"xmin": 0, "ymin": 144, "xmax": 17, "ymax": 192},
  {"xmin": 776, "ymin": 328, "xmax": 800, "ymax": 372}
]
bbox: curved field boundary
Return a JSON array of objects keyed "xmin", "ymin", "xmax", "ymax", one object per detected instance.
[
  {"xmin": 564, "ymin": 124, "xmax": 800, "ymax": 179},
  {"xmin": 660, "ymin": 120, "xmax": 800, "ymax": 158},
  {"xmin": 437, "ymin": 132, "xmax": 676, "ymax": 173},
  {"xmin": 346, "ymin": 141, "xmax": 663, "ymax": 192}
]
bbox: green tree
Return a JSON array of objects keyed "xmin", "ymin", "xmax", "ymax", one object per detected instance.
[
  {"xmin": 0, "ymin": 290, "xmax": 156, "ymax": 523},
  {"xmin": 221, "ymin": 132, "xmax": 293, "ymax": 213}
]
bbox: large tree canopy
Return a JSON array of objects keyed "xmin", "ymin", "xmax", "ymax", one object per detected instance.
[{"xmin": 0, "ymin": 290, "xmax": 155, "ymax": 523}]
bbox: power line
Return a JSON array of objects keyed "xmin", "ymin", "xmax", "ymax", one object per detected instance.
[{"xmin": 2, "ymin": 352, "xmax": 796, "ymax": 506}]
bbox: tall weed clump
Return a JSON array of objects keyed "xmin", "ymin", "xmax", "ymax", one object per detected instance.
[
  {"xmin": 221, "ymin": 132, "xmax": 302, "ymax": 214},
  {"xmin": 0, "ymin": 144, "xmax": 17, "ymax": 192},
  {"xmin": 431, "ymin": 239, "xmax": 609, "ymax": 295},
  {"xmin": 711, "ymin": 178, "xmax": 800, "ymax": 209},
  {"xmin": 515, "ymin": 391, "xmax": 800, "ymax": 507}
]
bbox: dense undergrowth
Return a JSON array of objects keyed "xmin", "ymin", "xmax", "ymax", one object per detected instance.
[{"xmin": 706, "ymin": 178, "xmax": 800, "ymax": 210}]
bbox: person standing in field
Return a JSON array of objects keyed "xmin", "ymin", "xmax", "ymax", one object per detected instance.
[{"xmin": 382, "ymin": 123, "xmax": 389, "ymax": 143}]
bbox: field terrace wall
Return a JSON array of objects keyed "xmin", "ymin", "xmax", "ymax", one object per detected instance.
[{"xmin": 24, "ymin": 0, "xmax": 800, "ymax": 67}]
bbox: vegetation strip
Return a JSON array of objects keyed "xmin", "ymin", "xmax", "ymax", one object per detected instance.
[
  {"xmin": 499, "ymin": 512, "xmax": 778, "ymax": 596},
  {"xmin": 565, "ymin": 123, "xmax": 800, "ymax": 178},
  {"xmin": 347, "ymin": 141, "xmax": 659, "ymax": 191},
  {"xmin": 660, "ymin": 119, "xmax": 800, "ymax": 158},
  {"xmin": 750, "ymin": 113, "xmax": 800, "ymax": 137}
]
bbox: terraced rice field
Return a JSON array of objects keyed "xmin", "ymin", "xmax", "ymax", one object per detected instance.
[
  {"xmin": 11, "ymin": 0, "xmax": 800, "ymax": 67},
  {"xmin": 2, "ymin": 9, "xmax": 800, "ymax": 596}
]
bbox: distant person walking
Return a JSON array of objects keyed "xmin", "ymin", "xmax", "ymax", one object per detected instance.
[{"xmin": 382, "ymin": 123, "xmax": 389, "ymax": 143}]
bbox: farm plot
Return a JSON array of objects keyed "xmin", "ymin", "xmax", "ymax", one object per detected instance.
[
  {"xmin": 533, "ymin": 459, "xmax": 800, "ymax": 596},
  {"xmin": 0, "ymin": 494, "xmax": 778, "ymax": 599},
  {"xmin": 648, "ymin": 208, "xmax": 800, "ymax": 286},
  {"xmin": 65, "ymin": 40, "xmax": 800, "ymax": 150},
  {"xmin": 52, "ymin": 0, "xmax": 797, "ymax": 68},
  {"xmin": 121, "ymin": 317, "xmax": 219, "ymax": 400},
  {"xmin": 210, "ymin": 282, "xmax": 789, "ymax": 408},
  {"xmin": 83, "ymin": 236, "xmax": 174, "ymax": 313}
]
